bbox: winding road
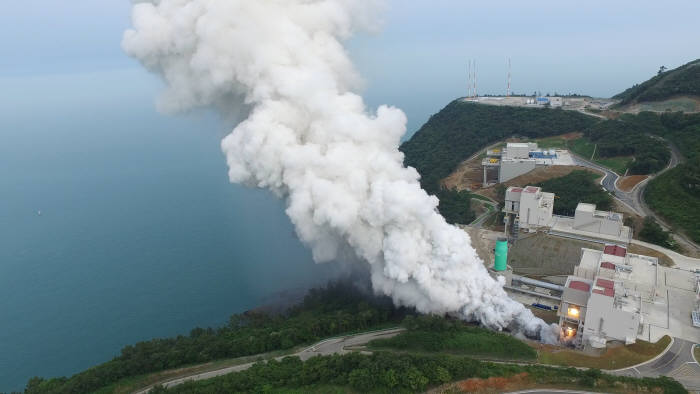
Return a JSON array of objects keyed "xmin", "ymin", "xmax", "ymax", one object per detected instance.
[
  {"xmin": 133, "ymin": 328, "xmax": 405, "ymax": 394},
  {"xmin": 613, "ymin": 338, "xmax": 700, "ymax": 392},
  {"xmin": 571, "ymin": 139, "xmax": 699, "ymax": 252},
  {"xmin": 131, "ymin": 326, "xmax": 700, "ymax": 393}
]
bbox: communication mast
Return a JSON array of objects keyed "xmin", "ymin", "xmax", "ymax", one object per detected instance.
[
  {"xmin": 467, "ymin": 61, "xmax": 472, "ymax": 98},
  {"xmin": 506, "ymin": 58, "xmax": 512, "ymax": 97},
  {"xmin": 467, "ymin": 59, "xmax": 477, "ymax": 99},
  {"xmin": 474, "ymin": 60, "xmax": 477, "ymax": 98}
]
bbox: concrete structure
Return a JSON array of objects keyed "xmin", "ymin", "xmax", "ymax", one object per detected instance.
[
  {"xmin": 550, "ymin": 203, "xmax": 632, "ymax": 245},
  {"xmin": 504, "ymin": 186, "xmax": 554, "ymax": 231},
  {"xmin": 549, "ymin": 96, "xmax": 563, "ymax": 107},
  {"xmin": 694, "ymin": 272, "xmax": 700, "ymax": 328},
  {"xmin": 573, "ymin": 203, "xmax": 623, "ymax": 236},
  {"xmin": 559, "ymin": 245, "xmax": 657, "ymax": 348},
  {"xmin": 504, "ymin": 186, "xmax": 631, "ymax": 244},
  {"xmin": 482, "ymin": 142, "xmax": 574, "ymax": 186},
  {"xmin": 558, "ymin": 244, "xmax": 700, "ymax": 348}
]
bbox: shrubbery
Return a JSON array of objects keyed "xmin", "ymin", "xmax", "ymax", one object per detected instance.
[
  {"xmin": 369, "ymin": 315, "xmax": 537, "ymax": 360},
  {"xmin": 150, "ymin": 350, "xmax": 687, "ymax": 394},
  {"xmin": 400, "ymin": 101, "xmax": 596, "ymax": 222},
  {"xmin": 614, "ymin": 59, "xmax": 700, "ymax": 104},
  {"xmin": 534, "ymin": 170, "xmax": 612, "ymax": 216},
  {"xmin": 25, "ymin": 282, "xmax": 407, "ymax": 394}
]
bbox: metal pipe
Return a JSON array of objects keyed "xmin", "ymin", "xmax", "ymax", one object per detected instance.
[{"xmin": 511, "ymin": 274, "xmax": 565, "ymax": 292}]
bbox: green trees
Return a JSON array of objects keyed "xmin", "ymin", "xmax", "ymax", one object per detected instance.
[
  {"xmin": 639, "ymin": 217, "xmax": 676, "ymax": 249},
  {"xmin": 435, "ymin": 188, "xmax": 475, "ymax": 224},
  {"xmin": 400, "ymin": 101, "xmax": 596, "ymax": 222},
  {"xmin": 534, "ymin": 171, "xmax": 612, "ymax": 216},
  {"xmin": 614, "ymin": 58, "xmax": 700, "ymax": 104},
  {"xmin": 25, "ymin": 282, "xmax": 407, "ymax": 394},
  {"xmin": 582, "ymin": 119, "xmax": 670, "ymax": 175},
  {"xmin": 151, "ymin": 350, "xmax": 687, "ymax": 394},
  {"xmin": 369, "ymin": 315, "xmax": 537, "ymax": 360}
]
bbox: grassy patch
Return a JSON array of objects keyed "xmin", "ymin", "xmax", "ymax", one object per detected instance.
[
  {"xmin": 368, "ymin": 317, "xmax": 536, "ymax": 361},
  {"xmin": 266, "ymin": 384, "xmax": 355, "ymax": 394},
  {"xmin": 470, "ymin": 193, "xmax": 494, "ymax": 202},
  {"xmin": 595, "ymin": 156, "xmax": 633, "ymax": 175},
  {"xmin": 566, "ymin": 137, "xmax": 632, "ymax": 174},
  {"xmin": 537, "ymin": 335, "xmax": 671, "ymax": 370},
  {"xmin": 532, "ymin": 136, "xmax": 568, "ymax": 149},
  {"xmin": 567, "ymin": 137, "xmax": 596, "ymax": 160}
]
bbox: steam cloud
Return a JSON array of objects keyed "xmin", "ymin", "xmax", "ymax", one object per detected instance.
[{"xmin": 123, "ymin": 0, "xmax": 557, "ymax": 342}]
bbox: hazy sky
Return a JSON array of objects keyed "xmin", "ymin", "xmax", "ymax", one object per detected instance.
[{"xmin": 2, "ymin": 0, "xmax": 699, "ymax": 131}]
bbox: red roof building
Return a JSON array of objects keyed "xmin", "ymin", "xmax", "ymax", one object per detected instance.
[
  {"xmin": 596, "ymin": 278, "xmax": 615, "ymax": 289},
  {"xmin": 604, "ymin": 245, "xmax": 627, "ymax": 257},
  {"xmin": 600, "ymin": 262, "xmax": 616, "ymax": 270},
  {"xmin": 593, "ymin": 288, "xmax": 615, "ymax": 297},
  {"xmin": 568, "ymin": 281, "xmax": 591, "ymax": 292}
]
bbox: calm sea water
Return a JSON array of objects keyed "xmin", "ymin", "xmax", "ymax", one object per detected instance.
[{"xmin": 0, "ymin": 70, "xmax": 338, "ymax": 391}]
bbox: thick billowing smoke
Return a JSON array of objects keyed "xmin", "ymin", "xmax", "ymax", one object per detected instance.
[{"xmin": 123, "ymin": 0, "xmax": 557, "ymax": 342}]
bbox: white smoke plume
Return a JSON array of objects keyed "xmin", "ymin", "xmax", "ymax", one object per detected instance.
[{"xmin": 123, "ymin": 0, "xmax": 558, "ymax": 342}]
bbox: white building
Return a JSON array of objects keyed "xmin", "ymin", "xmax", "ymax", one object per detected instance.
[
  {"xmin": 573, "ymin": 203, "xmax": 624, "ymax": 236},
  {"xmin": 550, "ymin": 202, "xmax": 632, "ymax": 245},
  {"xmin": 560, "ymin": 245, "xmax": 665, "ymax": 348},
  {"xmin": 482, "ymin": 142, "xmax": 572, "ymax": 186},
  {"xmin": 549, "ymin": 97, "xmax": 563, "ymax": 107},
  {"xmin": 504, "ymin": 186, "xmax": 554, "ymax": 231}
]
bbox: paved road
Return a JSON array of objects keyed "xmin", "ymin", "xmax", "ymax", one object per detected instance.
[
  {"xmin": 614, "ymin": 338, "xmax": 700, "ymax": 392},
  {"xmin": 134, "ymin": 328, "xmax": 405, "ymax": 394},
  {"xmin": 470, "ymin": 198, "xmax": 498, "ymax": 228},
  {"xmin": 572, "ymin": 141, "xmax": 699, "ymax": 252}
]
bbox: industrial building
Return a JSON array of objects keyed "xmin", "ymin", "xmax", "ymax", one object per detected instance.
[
  {"xmin": 489, "ymin": 238, "xmax": 700, "ymax": 349},
  {"xmin": 558, "ymin": 245, "xmax": 656, "ymax": 347},
  {"xmin": 551, "ymin": 202, "xmax": 632, "ymax": 244},
  {"xmin": 503, "ymin": 186, "xmax": 554, "ymax": 231},
  {"xmin": 488, "ymin": 183, "xmax": 698, "ymax": 349},
  {"xmin": 503, "ymin": 187, "xmax": 630, "ymax": 244},
  {"xmin": 482, "ymin": 142, "xmax": 573, "ymax": 186}
]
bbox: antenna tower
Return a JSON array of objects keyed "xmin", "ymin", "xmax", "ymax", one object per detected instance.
[
  {"xmin": 507, "ymin": 58, "xmax": 512, "ymax": 96},
  {"xmin": 474, "ymin": 60, "xmax": 477, "ymax": 98},
  {"xmin": 467, "ymin": 60, "xmax": 472, "ymax": 98}
]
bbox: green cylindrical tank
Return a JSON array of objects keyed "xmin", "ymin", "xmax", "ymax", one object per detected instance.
[{"xmin": 494, "ymin": 238, "xmax": 508, "ymax": 271}]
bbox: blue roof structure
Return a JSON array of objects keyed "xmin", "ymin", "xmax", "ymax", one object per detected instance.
[{"xmin": 530, "ymin": 151, "xmax": 557, "ymax": 159}]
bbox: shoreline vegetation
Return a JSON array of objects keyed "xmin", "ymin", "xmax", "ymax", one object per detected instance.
[
  {"xmin": 25, "ymin": 284, "xmax": 687, "ymax": 394},
  {"xmin": 24, "ymin": 282, "xmax": 408, "ymax": 394}
]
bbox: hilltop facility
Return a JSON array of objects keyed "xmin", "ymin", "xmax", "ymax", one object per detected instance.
[
  {"xmin": 503, "ymin": 186, "xmax": 631, "ymax": 244},
  {"xmin": 482, "ymin": 142, "xmax": 574, "ymax": 186}
]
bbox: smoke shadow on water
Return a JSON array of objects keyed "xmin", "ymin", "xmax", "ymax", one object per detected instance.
[{"xmin": 0, "ymin": 69, "xmax": 342, "ymax": 392}]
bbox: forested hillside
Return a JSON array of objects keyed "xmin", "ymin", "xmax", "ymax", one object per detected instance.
[
  {"xmin": 400, "ymin": 101, "xmax": 596, "ymax": 222},
  {"xmin": 614, "ymin": 59, "xmax": 700, "ymax": 105},
  {"xmin": 534, "ymin": 171, "xmax": 612, "ymax": 216},
  {"xmin": 25, "ymin": 283, "xmax": 407, "ymax": 394},
  {"xmin": 641, "ymin": 112, "xmax": 700, "ymax": 242},
  {"xmin": 581, "ymin": 119, "xmax": 670, "ymax": 174}
]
